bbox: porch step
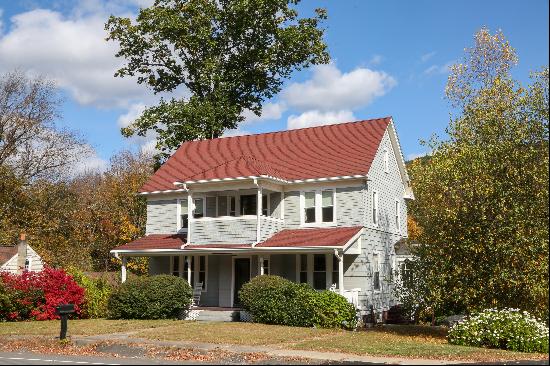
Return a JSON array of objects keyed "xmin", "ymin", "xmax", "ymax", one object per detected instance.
[{"xmin": 195, "ymin": 309, "xmax": 240, "ymax": 322}]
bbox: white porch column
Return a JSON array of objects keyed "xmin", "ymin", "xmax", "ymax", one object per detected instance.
[
  {"xmin": 121, "ymin": 257, "xmax": 127, "ymax": 283},
  {"xmin": 186, "ymin": 256, "xmax": 192, "ymax": 284},
  {"xmin": 334, "ymin": 250, "xmax": 344, "ymax": 295},
  {"xmin": 259, "ymin": 256, "xmax": 264, "ymax": 275}
]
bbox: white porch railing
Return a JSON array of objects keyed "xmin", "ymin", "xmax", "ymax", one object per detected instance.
[{"xmin": 330, "ymin": 285, "xmax": 361, "ymax": 309}]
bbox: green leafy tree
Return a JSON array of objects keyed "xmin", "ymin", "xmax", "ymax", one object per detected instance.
[
  {"xmin": 400, "ymin": 28, "xmax": 549, "ymax": 320},
  {"xmin": 106, "ymin": 0, "xmax": 329, "ymax": 158}
]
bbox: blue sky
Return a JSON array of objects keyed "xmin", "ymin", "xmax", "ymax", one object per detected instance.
[{"xmin": 0, "ymin": 0, "xmax": 548, "ymax": 171}]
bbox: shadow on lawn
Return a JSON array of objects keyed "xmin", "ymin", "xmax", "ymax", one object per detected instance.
[{"xmin": 360, "ymin": 325, "xmax": 448, "ymax": 339}]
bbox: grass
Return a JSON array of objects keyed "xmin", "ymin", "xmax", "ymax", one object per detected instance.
[
  {"xmin": 1, "ymin": 320, "xmax": 548, "ymax": 362},
  {"xmin": 0, "ymin": 319, "xmax": 179, "ymax": 336}
]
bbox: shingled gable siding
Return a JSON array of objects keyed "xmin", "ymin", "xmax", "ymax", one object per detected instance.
[
  {"xmin": 343, "ymin": 130, "xmax": 409, "ymax": 314},
  {"xmin": 146, "ymin": 199, "xmax": 178, "ymax": 234},
  {"xmin": 259, "ymin": 216, "xmax": 283, "ymax": 242}
]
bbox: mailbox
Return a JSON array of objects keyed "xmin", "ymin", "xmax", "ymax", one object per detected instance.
[
  {"xmin": 55, "ymin": 304, "xmax": 75, "ymax": 340},
  {"xmin": 55, "ymin": 304, "xmax": 75, "ymax": 316}
]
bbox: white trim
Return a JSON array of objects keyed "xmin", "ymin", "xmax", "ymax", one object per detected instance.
[
  {"xmin": 231, "ymin": 255, "xmax": 252, "ymax": 307},
  {"xmin": 342, "ymin": 228, "xmax": 363, "ymax": 254},
  {"xmin": 395, "ymin": 199, "xmax": 401, "ymax": 233},
  {"xmin": 383, "ymin": 149, "xmax": 389, "ymax": 173}
]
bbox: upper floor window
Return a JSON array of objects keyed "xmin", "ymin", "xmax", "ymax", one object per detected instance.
[
  {"xmin": 304, "ymin": 191, "xmax": 316, "ymax": 223},
  {"xmin": 383, "ymin": 149, "xmax": 389, "ymax": 173},
  {"xmin": 193, "ymin": 198, "xmax": 204, "ymax": 218},
  {"xmin": 302, "ymin": 189, "xmax": 335, "ymax": 225},
  {"xmin": 372, "ymin": 191, "xmax": 379, "ymax": 226},
  {"xmin": 372, "ymin": 253, "xmax": 380, "ymax": 291},
  {"xmin": 395, "ymin": 200, "xmax": 401, "ymax": 231},
  {"xmin": 180, "ymin": 199, "xmax": 188, "ymax": 229},
  {"xmin": 262, "ymin": 194, "xmax": 269, "ymax": 216},
  {"xmin": 240, "ymin": 194, "xmax": 257, "ymax": 215}
]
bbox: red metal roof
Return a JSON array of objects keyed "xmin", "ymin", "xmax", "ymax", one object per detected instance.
[
  {"xmin": 113, "ymin": 234, "xmax": 186, "ymax": 251},
  {"xmin": 141, "ymin": 117, "xmax": 391, "ymax": 192},
  {"xmin": 255, "ymin": 226, "xmax": 363, "ymax": 248},
  {"xmin": 112, "ymin": 227, "xmax": 362, "ymax": 252}
]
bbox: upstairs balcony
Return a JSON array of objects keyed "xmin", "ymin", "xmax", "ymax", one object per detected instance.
[{"xmin": 177, "ymin": 186, "xmax": 284, "ymax": 245}]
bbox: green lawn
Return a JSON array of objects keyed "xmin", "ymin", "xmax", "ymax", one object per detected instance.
[{"xmin": 1, "ymin": 320, "xmax": 547, "ymax": 362}]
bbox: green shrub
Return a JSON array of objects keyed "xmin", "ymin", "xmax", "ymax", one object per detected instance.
[
  {"xmin": 67, "ymin": 268, "xmax": 112, "ymax": 319},
  {"xmin": 448, "ymin": 308, "xmax": 549, "ymax": 353},
  {"xmin": 239, "ymin": 275, "xmax": 356, "ymax": 329},
  {"xmin": 107, "ymin": 275, "xmax": 192, "ymax": 319},
  {"xmin": 0, "ymin": 279, "xmax": 14, "ymax": 321}
]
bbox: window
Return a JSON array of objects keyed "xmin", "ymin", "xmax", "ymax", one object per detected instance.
[
  {"xmin": 240, "ymin": 195, "xmax": 257, "ymax": 215},
  {"xmin": 373, "ymin": 253, "xmax": 380, "ymax": 290},
  {"xmin": 313, "ymin": 254, "xmax": 326, "ymax": 290},
  {"xmin": 400, "ymin": 260, "xmax": 413, "ymax": 289},
  {"xmin": 171, "ymin": 256, "xmax": 181, "ymax": 277},
  {"xmin": 395, "ymin": 200, "xmax": 401, "ymax": 231},
  {"xmin": 24, "ymin": 258, "xmax": 31, "ymax": 272},
  {"xmin": 229, "ymin": 196, "xmax": 236, "ymax": 216},
  {"xmin": 332, "ymin": 255, "xmax": 340, "ymax": 288},
  {"xmin": 261, "ymin": 258, "xmax": 270, "ymax": 275},
  {"xmin": 372, "ymin": 191, "xmax": 379, "ymax": 225},
  {"xmin": 218, "ymin": 196, "xmax": 228, "ymax": 216},
  {"xmin": 322, "ymin": 190, "xmax": 334, "ymax": 222},
  {"xmin": 180, "ymin": 199, "xmax": 188, "ymax": 229},
  {"xmin": 384, "ymin": 149, "xmax": 389, "ymax": 173},
  {"xmin": 194, "ymin": 198, "xmax": 204, "ymax": 218},
  {"xmin": 198, "ymin": 256, "xmax": 207, "ymax": 290},
  {"xmin": 262, "ymin": 194, "xmax": 269, "ymax": 216},
  {"xmin": 299, "ymin": 254, "xmax": 308, "ymax": 283},
  {"xmin": 304, "ymin": 191, "xmax": 316, "ymax": 223}
]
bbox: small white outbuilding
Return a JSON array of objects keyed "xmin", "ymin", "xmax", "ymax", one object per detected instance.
[{"xmin": 0, "ymin": 234, "xmax": 44, "ymax": 274}]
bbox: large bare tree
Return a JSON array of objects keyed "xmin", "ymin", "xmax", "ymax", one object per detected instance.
[{"xmin": 0, "ymin": 70, "xmax": 91, "ymax": 182}]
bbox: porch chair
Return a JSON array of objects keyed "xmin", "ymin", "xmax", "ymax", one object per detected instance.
[{"xmin": 191, "ymin": 282, "xmax": 203, "ymax": 307}]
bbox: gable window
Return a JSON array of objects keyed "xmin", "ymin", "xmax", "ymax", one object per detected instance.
[
  {"xmin": 372, "ymin": 191, "xmax": 379, "ymax": 226},
  {"xmin": 24, "ymin": 258, "xmax": 31, "ymax": 272},
  {"xmin": 240, "ymin": 195, "xmax": 257, "ymax": 215},
  {"xmin": 395, "ymin": 200, "xmax": 401, "ymax": 231},
  {"xmin": 299, "ymin": 254, "xmax": 308, "ymax": 283},
  {"xmin": 322, "ymin": 190, "xmax": 334, "ymax": 222},
  {"xmin": 372, "ymin": 253, "xmax": 380, "ymax": 291},
  {"xmin": 384, "ymin": 149, "xmax": 389, "ymax": 173},
  {"xmin": 313, "ymin": 254, "xmax": 326, "ymax": 290},
  {"xmin": 179, "ymin": 199, "xmax": 189, "ymax": 230},
  {"xmin": 193, "ymin": 198, "xmax": 204, "ymax": 219},
  {"xmin": 262, "ymin": 194, "xmax": 269, "ymax": 216},
  {"xmin": 304, "ymin": 192, "xmax": 316, "ymax": 223}
]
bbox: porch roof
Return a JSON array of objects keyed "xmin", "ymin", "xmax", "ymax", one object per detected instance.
[{"xmin": 111, "ymin": 226, "xmax": 363, "ymax": 254}]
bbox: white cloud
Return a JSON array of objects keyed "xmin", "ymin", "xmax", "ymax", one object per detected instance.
[
  {"xmin": 420, "ymin": 51, "xmax": 436, "ymax": 63},
  {"xmin": 117, "ymin": 103, "xmax": 147, "ymax": 128},
  {"xmin": 223, "ymin": 128, "xmax": 252, "ymax": 137},
  {"xmin": 406, "ymin": 151, "xmax": 431, "ymax": 161},
  {"xmin": 287, "ymin": 110, "xmax": 356, "ymax": 130},
  {"xmin": 242, "ymin": 102, "xmax": 286, "ymax": 125},
  {"xmin": 369, "ymin": 54, "xmax": 384, "ymax": 66},
  {"xmin": 0, "ymin": 8, "xmax": 154, "ymax": 108},
  {"xmin": 424, "ymin": 61, "xmax": 454, "ymax": 75},
  {"xmin": 282, "ymin": 63, "xmax": 396, "ymax": 112}
]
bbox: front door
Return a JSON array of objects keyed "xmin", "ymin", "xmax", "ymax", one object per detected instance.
[{"xmin": 233, "ymin": 258, "xmax": 250, "ymax": 307}]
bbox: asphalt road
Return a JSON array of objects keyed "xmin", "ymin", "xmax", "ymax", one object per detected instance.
[{"xmin": 0, "ymin": 352, "xmax": 189, "ymax": 365}]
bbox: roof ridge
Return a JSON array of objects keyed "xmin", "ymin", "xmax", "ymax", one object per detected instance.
[{"xmin": 188, "ymin": 116, "xmax": 393, "ymax": 144}]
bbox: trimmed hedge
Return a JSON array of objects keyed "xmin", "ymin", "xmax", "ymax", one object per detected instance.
[
  {"xmin": 448, "ymin": 308, "xmax": 549, "ymax": 353},
  {"xmin": 239, "ymin": 275, "xmax": 356, "ymax": 329},
  {"xmin": 107, "ymin": 275, "xmax": 192, "ymax": 319}
]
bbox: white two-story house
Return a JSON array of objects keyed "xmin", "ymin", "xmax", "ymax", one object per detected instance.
[{"xmin": 111, "ymin": 117, "xmax": 414, "ymax": 314}]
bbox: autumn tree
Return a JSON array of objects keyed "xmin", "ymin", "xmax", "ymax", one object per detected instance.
[
  {"xmin": 106, "ymin": 0, "xmax": 329, "ymax": 159},
  {"xmin": 0, "ymin": 70, "xmax": 92, "ymax": 182},
  {"xmin": 401, "ymin": 28, "xmax": 549, "ymax": 320}
]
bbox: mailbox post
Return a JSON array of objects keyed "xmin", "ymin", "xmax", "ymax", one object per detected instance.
[{"xmin": 55, "ymin": 304, "xmax": 75, "ymax": 340}]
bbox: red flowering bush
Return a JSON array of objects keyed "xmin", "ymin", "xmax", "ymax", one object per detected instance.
[{"xmin": 0, "ymin": 267, "xmax": 85, "ymax": 321}]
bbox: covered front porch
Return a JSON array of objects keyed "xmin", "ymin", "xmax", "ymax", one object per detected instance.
[{"xmin": 112, "ymin": 226, "xmax": 364, "ymax": 308}]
